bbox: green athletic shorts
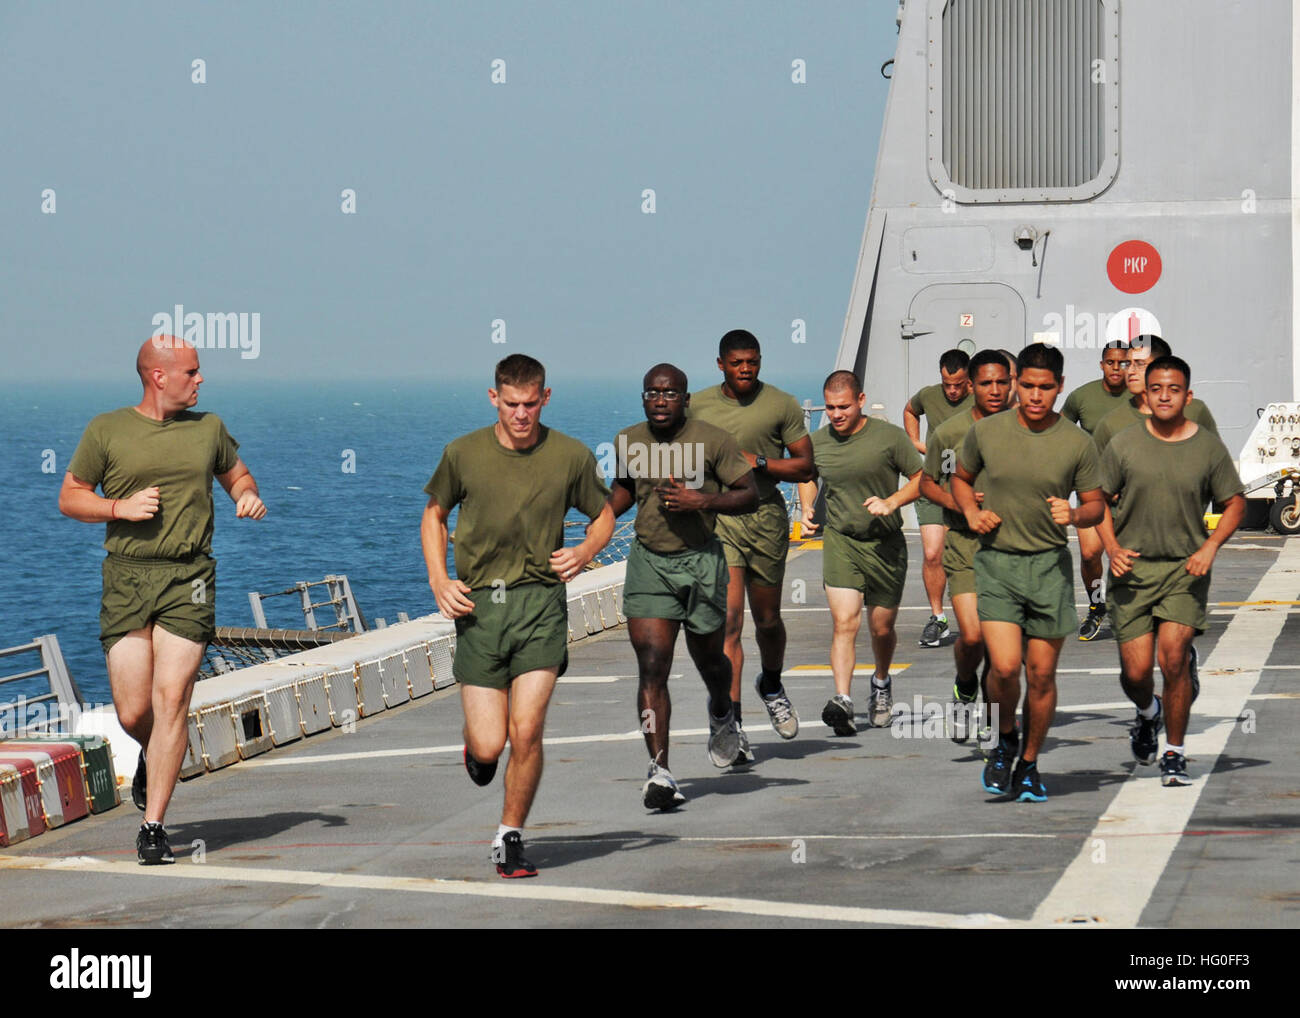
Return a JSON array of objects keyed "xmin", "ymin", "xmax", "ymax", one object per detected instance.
[
  {"xmin": 822, "ymin": 528, "xmax": 907, "ymax": 609},
  {"xmin": 623, "ymin": 538, "xmax": 728, "ymax": 635},
  {"xmin": 100, "ymin": 553, "xmax": 216, "ymax": 653},
  {"xmin": 453, "ymin": 582, "xmax": 569, "ymax": 689},
  {"xmin": 1107, "ymin": 558, "xmax": 1210, "ymax": 645},
  {"xmin": 915, "ymin": 496, "xmax": 945, "ymax": 528},
  {"xmin": 942, "ymin": 529, "xmax": 980, "ymax": 597},
  {"xmin": 974, "ymin": 546, "xmax": 1075, "ymax": 639},
  {"xmin": 714, "ymin": 501, "xmax": 790, "ymax": 587}
]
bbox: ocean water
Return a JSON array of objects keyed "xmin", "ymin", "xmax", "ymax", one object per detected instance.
[{"xmin": 0, "ymin": 377, "xmax": 824, "ymax": 707}]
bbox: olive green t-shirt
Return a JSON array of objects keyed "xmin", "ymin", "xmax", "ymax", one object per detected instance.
[
  {"xmin": 67, "ymin": 407, "xmax": 241, "ymax": 560},
  {"xmin": 424, "ymin": 425, "xmax": 610, "ymax": 590},
  {"xmin": 907, "ymin": 383, "xmax": 973, "ymax": 443},
  {"xmin": 614, "ymin": 418, "xmax": 751, "ymax": 554},
  {"xmin": 688, "ymin": 381, "xmax": 808, "ymax": 506},
  {"xmin": 1092, "ymin": 396, "xmax": 1218, "ymax": 453},
  {"xmin": 958, "ymin": 411, "xmax": 1102, "ymax": 553},
  {"xmin": 1101, "ymin": 423, "xmax": 1244, "ymax": 559},
  {"xmin": 1062, "ymin": 378, "xmax": 1131, "ymax": 435},
  {"xmin": 811, "ymin": 419, "xmax": 923, "ymax": 540},
  {"xmin": 923, "ymin": 410, "xmax": 980, "ymax": 532}
]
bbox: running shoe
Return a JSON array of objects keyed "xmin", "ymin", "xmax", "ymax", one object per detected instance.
[
  {"xmin": 493, "ymin": 831, "xmax": 537, "ymax": 878},
  {"xmin": 1078, "ymin": 604, "xmax": 1106, "ymax": 641},
  {"xmin": 868, "ymin": 681, "xmax": 893, "ymax": 728},
  {"xmin": 1011, "ymin": 759, "xmax": 1047, "ymax": 802},
  {"xmin": 1159, "ymin": 750, "xmax": 1192, "ymax": 787},
  {"xmin": 642, "ymin": 760, "xmax": 687, "ymax": 810},
  {"xmin": 981, "ymin": 740, "xmax": 1014, "ymax": 795},
  {"xmin": 1188, "ymin": 644, "xmax": 1200, "ymax": 704},
  {"xmin": 754, "ymin": 676, "xmax": 799, "ymax": 739},
  {"xmin": 463, "ymin": 746, "xmax": 497, "ymax": 787},
  {"xmin": 948, "ymin": 683, "xmax": 978, "ymax": 744},
  {"xmin": 131, "ymin": 750, "xmax": 147, "ymax": 812},
  {"xmin": 136, "ymin": 822, "xmax": 175, "ymax": 865},
  {"xmin": 821, "ymin": 694, "xmax": 856, "ymax": 736},
  {"xmin": 976, "ymin": 724, "xmax": 995, "ymax": 758},
  {"xmin": 706, "ymin": 702, "xmax": 741, "ymax": 768},
  {"xmin": 1130, "ymin": 696, "xmax": 1162, "ymax": 765},
  {"xmin": 733, "ymin": 720, "xmax": 756, "ymax": 766},
  {"xmin": 919, "ymin": 614, "xmax": 950, "ymax": 647}
]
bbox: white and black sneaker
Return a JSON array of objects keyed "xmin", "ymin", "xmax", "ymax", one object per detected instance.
[
  {"xmin": 1130, "ymin": 696, "xmax": 1163, "ymax": 765},
  {"xmin": 1159, "ymin": 750, "xmax": 1192, "ymax": 787},
  {"xmin": 821, "ymin": 694, "xmax": 856, "ymax": 736},
  {"xmin": 706, "ymin": 702, "xmax": 741, "ymax": 768},
  {"xmin": 642, "ymin": 760, "xmax": 687, "ymax": 810},
  {"xmin": 136, "ymin": 822, "xmax": 174, "ymax": 865},
  {"xmin": 919, "ymin": 614, "xmax": 950, "ymax": 647}
]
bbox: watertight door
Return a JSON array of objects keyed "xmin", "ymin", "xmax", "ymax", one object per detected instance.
[{"xmin": 903, "ymin": 283, "xmax": 1026, "ymax": 395}]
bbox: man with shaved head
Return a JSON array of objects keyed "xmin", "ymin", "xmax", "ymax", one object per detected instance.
[
  {"xmin": 59, "ymin": 335, "xmax": 266, "ymax": 864},
  {"xmin": 608, "ymin": 363, "xmax": 758, "ymax": 810}
]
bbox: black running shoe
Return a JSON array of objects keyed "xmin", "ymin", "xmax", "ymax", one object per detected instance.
[
  {"xmin": 821, "ymin": 695, "xmax": 856, "ymax": 736},
  {"xmin": 136, "ymin": 822, "xmax": 175, "ymax": 865},
  {"xmin": 1188, "ymin": 644, "xmax": 1200, "ymax": 704},
  {"xmin": 1130, "ymin": 696, "xmax": 1162, "ymax": 765},
  {"xmin": 463, "ymin": 746, "xmax": 497, "ymax": 787},
  {"xmin": 981, "ymin": 740, "xmax": 1014, "ymax": 795},
  {"xmin": 1011, "ymin": 759, "xmax": 1047, "ymax": 802},
  {"xmin": 493, "ymin": 831, "xmax": 537, "ymax": 878},
  {"xmin": 1159, "ymin": 750, "xmax": 1192, "ymax": 787},
  {"xmin": 1078, "ymin": 604, "xmax": 1106, "ymax": 641},
  {"xmin": 131, "ymin": 750, "xmax": 147, "ymax": 812}
]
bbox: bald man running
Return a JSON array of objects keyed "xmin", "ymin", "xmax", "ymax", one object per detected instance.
[{"xmin": 59, "ymin": 336, "xmax": 266, "ymax": 864}]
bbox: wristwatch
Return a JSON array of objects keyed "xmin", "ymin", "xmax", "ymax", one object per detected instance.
[{"xmin": 754, "ymin": 455, "xmax": 768, "ymax": 471}]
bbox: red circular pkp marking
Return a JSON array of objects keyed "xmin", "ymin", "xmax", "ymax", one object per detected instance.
[{"xmin": 1107, "ymin": 240, "xmax": 1162, "ymax": 294}]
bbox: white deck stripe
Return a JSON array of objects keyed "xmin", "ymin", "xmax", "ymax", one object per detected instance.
[
  {"xmin": 1031, "ymin": 540, "xmax": 1300, "ymax": 927},
  {"xmin": 0, "ymin": 854, "xmax": 1024, "ymax": 929}
]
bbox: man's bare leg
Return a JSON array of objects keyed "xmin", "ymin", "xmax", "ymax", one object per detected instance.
[
  {"xmin": 630, "ymin": 617, "xmax": 680, "ymax": 768},
  {"xmin": 141, "ymin": 626, "xmax": 203, "ymax": 824},
  {"xmin": 950, "ymin": 592, "xmax": 983, "ymax": 686},
  {"xmin": 825, "ymin": 586, "xmax": 864, "ymax": 699},
  {"xmin": 501, "ymin": 667, "xmax": 558, "ymax": 829},
  {"xmin": 722, "ymin": 566, "xmax": 747, "ymax": 703},
  {"xmin": 981, "ymin": 621, "xmax": 1025, "ymax": 738},
  {"xmin": 1020, "ymin": 637, "xmax": 1063, "ymax": 764},
  {"xmin": 1078, "ymin": 526, "xmax": 1107, "ymax": 638},
  {"xmin": 919, "ymin": 524, "xmax": 949, "ymax": 642},
  {"xmin": 1155, "ymin": 622, "xmax": 1196, "ymax": 748}
]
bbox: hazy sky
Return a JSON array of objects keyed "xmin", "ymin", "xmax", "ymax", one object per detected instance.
[{"xmin": 0, "ymin": 0, "xmax": 894, "ymax": 386}]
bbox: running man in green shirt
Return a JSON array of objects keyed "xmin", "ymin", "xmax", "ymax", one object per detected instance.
[
  {"xmin": 59, "ymin": 335, "xmax": 267, "ymax": 865},
  {"xmin": 608, "ymin": 364, "xmax": 758, "ymax": 810},
  {"xmin": 952, "ymin": 343, "xmax": 1106, "ymax": 802},
  {"xmin": 422, "ymin": 354, "xmax": 614, "ymax": 877},
  {"xmin": 1092, "ymin": 335, "xmax": 1219, "ymax": 454},
  {"xmin": 920, "ymin": 350, "xmax": 1011, "ymax": 746},
  {"xmin": 1062, "ymin": 340, "xmax": 1133, "ymax": 641},
  {"xmin": 799, "ymin": 370, "xmax": 923, "ymax": 734},
  {"xmin": 689, "ymin": 330, "xmax": 813, "ymax": 760},
  {"xmin": 1097, "ymin": 355, "xmax": 1245, "ymax": 786},
  {"xmin": 903, "ymin": 350, "xmax": 972, "ymax": 648}
]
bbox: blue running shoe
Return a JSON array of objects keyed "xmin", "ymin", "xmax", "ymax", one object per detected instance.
[{"xmin": 1012, "ymin": 759, "xmax": 1047, "ymax": 802}]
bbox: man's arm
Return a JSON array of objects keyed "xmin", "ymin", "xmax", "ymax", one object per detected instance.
[
  {"xmin": 797, "ymin": 480, "xmax": 820, "ymax": 534},
  {"xmin": 420, "ymin": 497, "xmax": 476, "ymax": 618},
  {"xmin": 1047, "ymin": 487, "xmax": 1105, "ymax": 530},
  {"xmin": 549, "ymin": 504, "xmax": 616, "ymax": 581},
  {"xmin": 607, "ymin": 479, "xmax": 636, "ymax": 518},
  {"xmin": 1186, "ymin": 493, "xmax": 1245, "ymax": 576},
  {"xmin": 919, "ymin": 472, "xmax": 956, "ymax": 512},
  {"xmin": 866, "ymin": 470, "xmax": 922, "ymax": 516},
  {"xmin": 656, "ymin": 471, "xmax": 758, "ymax": 516},
  {"xmin": 747, "ymin": 435, "xmax": 814, "ymax": 483},
  {"xmin": 58, "ymin": 472, "xmax": 159, "ymax": 523},
  {"xmin": 217, "ymin": 458, "xmax": 267, "ymax": 519},
  {"xmin": 952, "ymin": 465, "xmax": 1001, "ymax": 534},
  {"xmin": 903, "ymin": 405, "xmax": 925, "ymax": 454}
]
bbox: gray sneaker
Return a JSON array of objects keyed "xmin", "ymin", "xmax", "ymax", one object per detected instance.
[
  {"xmin": 734, "ymin": 718, "xmax": 756, "ymax": 765},
  {"xmin": 642, "ymin": 760, "xmax": 687, "ymax": 810},
  {"xmin": 919, "ymin": 614, "xmax": 950, "ymax": 647},
  {"xmin": 821, "ymin": 694, "xmax": 856, "ymax": 736},
  {"xmin": 706, "ymin": 702, "xmax": 741, "ymax": 768},
  {"xmin": 754, "ymin": 676, "xmax": 799, "ymax": 739},
  {"xmin": 869, "ymin": 681, "xmax": 894, "ymax": 728}
]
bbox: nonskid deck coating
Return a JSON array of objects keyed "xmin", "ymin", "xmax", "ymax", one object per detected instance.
[{"xmin": 2, "ymin": 535, "xmax": 1296, "ymax": 929}]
